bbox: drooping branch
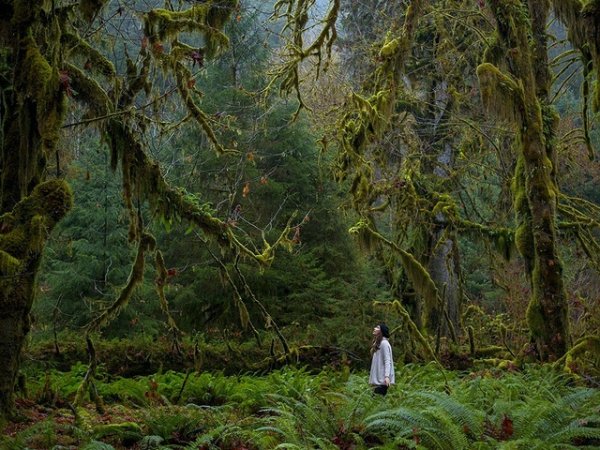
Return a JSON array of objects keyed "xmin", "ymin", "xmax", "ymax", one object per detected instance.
[{"xmin": 349, "ymin": 219, "xmax": 449, "ymax": 333}]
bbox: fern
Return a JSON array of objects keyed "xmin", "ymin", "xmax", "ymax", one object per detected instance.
[{"xmin": 414, "ymin": 391, "xmax": 484, "ymax": 437}]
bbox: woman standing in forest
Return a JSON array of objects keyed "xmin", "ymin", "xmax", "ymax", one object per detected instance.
[{"xmin": 369, "ymin": 323, "xmax": 395, "ymax": 395}]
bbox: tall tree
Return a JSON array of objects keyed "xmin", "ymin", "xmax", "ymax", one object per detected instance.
[{"xmin": 477, "ymin": 0, "xmax": 571, "ymax": 360}]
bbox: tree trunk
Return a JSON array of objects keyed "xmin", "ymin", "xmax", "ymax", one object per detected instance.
[
  {"xmin": 427, "ymin": 228, "xmax": 461, "ymax": 334},
  {"xmin": 420, "ymin": 76, "xmax": 462, "ymax": 336},
  {"xmin": 0, "ymin": 181, "xmax": 73, "ymax": 418},
  {"xmin": 0, "ymin": 267, "xmax": 36, "ymax": 416},
  {"xmin": 483, "ymin": 0, "xmax": 570, "ymax": 360}
]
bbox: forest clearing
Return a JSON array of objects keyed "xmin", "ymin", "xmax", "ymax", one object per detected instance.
[{"xmin": 1, "ymin": 0, "xmax": 600, "ymax": 448}]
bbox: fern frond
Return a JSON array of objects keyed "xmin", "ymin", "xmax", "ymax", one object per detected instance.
[
  {"xmin": 415, "ymin": 391, "xmax": 484, "ymax": 437},
  {"xmin": 547, "ymin": 424, "xmax": 600, "ymax": 446}
]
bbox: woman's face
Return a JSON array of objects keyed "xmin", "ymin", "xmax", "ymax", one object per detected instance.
[{"xmin": 373, "ymin": 325, "xmax": 382, "ymax": 337}]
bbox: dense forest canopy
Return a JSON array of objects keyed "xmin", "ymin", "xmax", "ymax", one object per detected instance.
[{"xmin": 1, "ymin": 0, "xmax": 600, "ymax": 447}]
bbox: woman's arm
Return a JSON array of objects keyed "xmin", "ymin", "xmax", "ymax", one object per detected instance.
[{"xmin": 382, "ymin": 341, "xmax": 392, "ymax": 385}]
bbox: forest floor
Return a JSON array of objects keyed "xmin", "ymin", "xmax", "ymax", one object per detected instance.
[{"xmin": 2, "ymin": 363, "xmax": 599, "ymax": 449}]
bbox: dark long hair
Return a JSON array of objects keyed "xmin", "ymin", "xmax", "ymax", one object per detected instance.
[
  {"xmin": 370, "ymin": 323, "xmax": 389, "ymax": 355},
  {"xmin": 371, "ymin": 333, "xmax": 383, "ymax": 356}
]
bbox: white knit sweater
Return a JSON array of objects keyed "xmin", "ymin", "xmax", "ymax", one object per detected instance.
[{"xmin": 369, "ymin": 338, "xmax": 395, "ymax": 385}]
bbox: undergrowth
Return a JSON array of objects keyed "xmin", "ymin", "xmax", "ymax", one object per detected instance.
[{"xmin": 2, "ymin": 364, "xmax": 599, "ymax": 449}]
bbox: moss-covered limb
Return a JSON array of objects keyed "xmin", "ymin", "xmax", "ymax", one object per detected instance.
[
  {"xmin": 378, "ymin": 300, "xmax": 438, "ymax": 362},
  {"xmin": 559, "ymin": 191, "xmax": 600, "ymax": 219},
  {"xmin": 61, "ymin": 32, "xmax": 115, "ymax": 76},
  {"xmin": 267, "ymin": 0, "xmax": 338, "ymax": 113},
  {"xmin": 107, "ymin": 115, "xmax": 297, "ymax": 267},
  {"xmin": 558, "ymin": 199, "xmax": 600, "ymax": 225},
  {"xmin": 333, "ymin": 0, "xmax": 428, "ymax": 193},
  {"xmin": 173, "ymin": 61, "xmax": 226, "ymax": 154},
  {"xmin": 581, "ymin": 56, "xmax": 595, "ymax": 160},
  {"xmin": 73, "ymin": 336, "xmax": 97, "ymax": 408},
  {"xmin": 133, "ymin": 20, "xmax": 222, "ymax": 141},
  {"xmin": 64, "ymin": 62, "xmax": 113, "ymax": 118},
  {"xmin": 87, "ymin": 232, "xmax": 156, "ymax": 334},
  {"xmin": 72, "ymin": 334, "xmax": 105, "ymax": 417},
  {"xmin": 552, "ymin": 336, "xmax": 600, "ymax": 373}
]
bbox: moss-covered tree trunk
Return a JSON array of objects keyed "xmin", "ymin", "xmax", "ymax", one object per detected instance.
[
  {"xmin": 478, "ymin": 0, "xmax": 569, "ymax": 360},
  {"xmin": 0, "ymin": 182, "xmax": 73, "ymax": 418},
  {"xmin": 0, "ymin": 2, "xmax": 73, "ymax": 419}
]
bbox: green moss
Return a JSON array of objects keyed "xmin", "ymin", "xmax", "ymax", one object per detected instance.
[
  {"xmin": 93, "ymin": 421, "xmax": 142, "ymax": 440},
  {"xmin": 0, "ymin": 225, "xmax": 25, "ymax": 257},
  {"xmin": 21, "ymin": 38, "xmax": 53, "ymax": 98},
  {"xmin": 379, "ymin": 36, "xmax": 400, "ymax": 58},
  {"xmin": 30, "ymin": 179, "xmax": 74, "ymax": 224},
  {"xmin": 0, "ymin": 180, "xmax": 73, "ymax": 292},
  {"xmin": 525, "ymin": 295, "xmax": 545, "ymax": 339},
  {"xmin": 515, "ymin": 224, "xmax": 534, "ymax": 260}
]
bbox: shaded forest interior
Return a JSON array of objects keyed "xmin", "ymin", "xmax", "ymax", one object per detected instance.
[{"xmin": 1, "ymin": 0, "xmax": 600, "ymax": 448}]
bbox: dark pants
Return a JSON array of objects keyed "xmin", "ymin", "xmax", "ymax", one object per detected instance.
[{"xmin": 373, "ymin": 385, "xmax": 388, "ymax": 396}]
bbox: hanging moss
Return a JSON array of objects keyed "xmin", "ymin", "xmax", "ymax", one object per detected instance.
[
  {"xmin": 476, "ymin": 63, "xmax": 524, "ymax": 123},
  {"xmin": 145, "ymin": 1, "xmax": 237, "ymax": 58}
]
